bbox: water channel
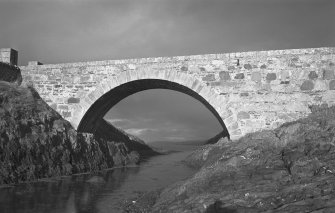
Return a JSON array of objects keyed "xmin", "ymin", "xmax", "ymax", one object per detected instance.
[{"xmin": 0, "ymin": 142, "xmax": 199, "ymax": 213}]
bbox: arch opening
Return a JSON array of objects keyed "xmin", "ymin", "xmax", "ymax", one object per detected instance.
[{"xmin": 77, "ymin": 79, "xmax": 230, "ymax": 139}]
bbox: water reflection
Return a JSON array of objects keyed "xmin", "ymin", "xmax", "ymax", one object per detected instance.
[{"xmin": 0, "ymin": 143, "xmax": 197, "ymax": 213}]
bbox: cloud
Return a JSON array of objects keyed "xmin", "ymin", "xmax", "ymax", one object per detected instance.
[
  {"xmin": 1, "ymin": 0, "xmax": 334, "ymax": 65},
  {"xmin": 104, "ymin": 89, "xmax": 223, "ymax": 142},
  {"xmin": 125, "ymin": 128, "xmax": 157, "ymax": 136}
]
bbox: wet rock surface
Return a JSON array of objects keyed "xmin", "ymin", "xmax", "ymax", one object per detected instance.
[
  {"xmin": 127, "ymin": 105, "xmax": 335, "ymax": 212},
  {"xmin": 0, "ymin": 81, "xmax": 154, "ymax": 184}
]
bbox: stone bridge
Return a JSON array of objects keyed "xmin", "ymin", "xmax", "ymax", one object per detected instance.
[{"xmin": 2, "ymin": 47, "xmax": 335, "ymax": 140}]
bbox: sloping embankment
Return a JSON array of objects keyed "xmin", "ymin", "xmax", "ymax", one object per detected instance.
[
  {"xmin": 127, "ymin": 105, "xmax": 335, "ymax": 212},
  {"xmin": 0, "ymin": 63, "xmax": 157, "ymax": 184}
]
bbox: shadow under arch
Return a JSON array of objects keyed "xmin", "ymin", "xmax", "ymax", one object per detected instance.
[{"xmin": 77, "ymin": 79, "xmax": 230, "ymax": 139}]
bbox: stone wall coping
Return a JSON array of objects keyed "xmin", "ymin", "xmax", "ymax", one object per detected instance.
[{"xmin": 19, "ymin": 47, "xmax": 335, "ymax": 70}]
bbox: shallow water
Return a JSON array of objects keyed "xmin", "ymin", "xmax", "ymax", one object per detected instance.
[{"xmin": 0, "ymin": 142, "xmax": 199, "ymax": 213}]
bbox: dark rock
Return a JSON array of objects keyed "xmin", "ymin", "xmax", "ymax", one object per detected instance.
[
  {"xmin": 205, "ymin": 132, "xmax": 228, "ymax": 145},
  {"xmin": 210, "ymin": 81, "xmax": 221, "ymax": 87},
  {"xmin": 300, "ymin": 80, "xmax": 314, "ymax": 90},
  {"xmin": 308, "ymin": 71, "xmax": 318, "ymax": 80},
  {"xmin": 323, "ymin": 69, "xmax": 335, "ymax": 80},
  {"xmin": 95, "ymin": 119, "xmax": 158, "ymax": 161},
  {"xmin": 266, "ymin": 73, "xmax": 276, "ymax": 81},
  {"xmin": 330, "ymin": 80, "xmax": 335, "ymax": 90},
  {"xmin": 149, "ymin": 105, "xmax": 335, "ymax": 212},
  {"xmin": 234, "ymin": 73, "xmax": 244, "ymax": 79},
  {"xmin": 280, "ymin": 80, "xmax": 290, "ymax": 84},
  {"xmin": 202, "ymin": 74, "xmax": 216, "ymax": 81},
  {"xmin": 0, "ymin": 62, "xmax": 22, "ymax": 85},
  {"xmin": 291, "ymin": 57, "xmax": 299, "ymax": 62},
  {"xmin": 180, "ymin": 66, "xmax": 188, "ymax": 71},
  {"xmin": 67, "ymin": 97, "xmax": 80, "ymax": 104},
  {"xmin": 228, "ymin": 66, "xmax": 235, "ymax": 70},
  {"xmin": 243, "ymin": 64, "xmax": 252, "ymax": 70},
  {"xmin": 237, "ymin": 111, "xmax": 250, "ymax": 119},
  {"xmin": 219, "ymin": 71, "xmax": 231, "ymax": 81},
  {"xmin": 0, "ymin": 80, "xmax": 157, "ymax": 184},
  {"xmin": 260, "ymin": 64, "xmax": 267, "ymax": 69}
]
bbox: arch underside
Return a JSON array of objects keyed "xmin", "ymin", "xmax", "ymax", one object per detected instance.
[{"xmin": 77, "ymin": 79, "xmax": 230, "ymax": 139}]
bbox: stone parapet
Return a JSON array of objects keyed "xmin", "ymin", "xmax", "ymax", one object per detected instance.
[{"xmin": 0, "ymin": 48, "xmax": 18, "ymax": 65}]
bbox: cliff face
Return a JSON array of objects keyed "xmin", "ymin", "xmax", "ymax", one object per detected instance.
[
  {"xmin": 96, "ymin": 119, "xmax": 158, "ymax": 159},
  {"xmin": 0, "ymin": 80, "xmax": 153, "ymax": 184},
  {"xmin": 0, "ymin": 62, "xmax": 21, "ymax": 84}
]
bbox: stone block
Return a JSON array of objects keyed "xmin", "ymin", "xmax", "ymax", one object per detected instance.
[
  {"xmin": 50, "ymin": 103, "xmax": 57, "ymax": 110},
  {"xmin": 260, "ymin": 64, "xmax": 267, "ymax": 69},
  {"xmin": 67, "ymin": 97, "xmax": 80, "ymax": 104},
  {"xmin": 280, "ymin": 70, "xmax": 290, "ymax": 81},
  {"xmin": 62, "ymin": 111, "xmax": 71, "ymax": 118},
  {"xmin": 251, "ymin": 72, "xmax": 262, "ymax": 82},
  {"xmin": 329, "ymin": 80, "xmax": 335, "ymax": 90},
  {"xmin": 234, "ymin": 73, "xmax": 245, "ymax": 79},
  {"xmin": 280, "ymin": 81, "xmax": 290, "ymax": 84},
  {"xmin": 300, "ymin": 80, "xmax": 314, "ymax": 91},
  {"xmin": 180, "ymin": 66, "xmax": 188, "ymax": 71},
  {"xmin": 228, "ymin": 122, "xmax": 239, "ymax": 131},
  {"xmin": 313, "ymin": 79, "xmax": 327, "ymax": 91},
  {"xmin": 308, "ymin": 71, "xmax": 318, "ymax": 80},
  {"xmin": 228, "ymin": 66, "xmax": 235, "ymax": 70},
  {"xmin": 244, "ymin": 64, "xmax": 252, "ymax": 70},
  {"xmin": 210, "ymin": 81, "xmax": 221, "ymax": 87},
  {"xmin": 266, "ymin": 73, "xmax": 276, "ymax": 81},
  {"xmin": 219, "ymin": 71, "xmax": 231, "ymax": 81},
  {"xmin": 323, "ymin": 69, "xmax": 335, "ymax": 80},
  {"xmin": 237, "ymin": 111, "xmax": 250, "ymax": 119},
  {"xmin": 212, "ymin": 60, "xmax": 224, "ymax": 66},
  {"xmin": 202, "ymin": 74, "xmax": 216, "ymax": 81},
  {"xmin": 58, "ymin": 105, "xmax": 69, "ymax": 110}
]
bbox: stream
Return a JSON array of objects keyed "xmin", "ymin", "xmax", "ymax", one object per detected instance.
[{"xmin": 0, "ymin": 142, "xmax": 199, "ymax": 213}]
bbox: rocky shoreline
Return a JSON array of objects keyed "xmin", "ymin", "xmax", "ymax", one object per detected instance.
[
  {"xmin": 0, "ymin": 78, "xmax": 158, "ymax": 185},
  {"xmin": 122, "ymin": 105, "xmax": 335, "ymax": 213}
]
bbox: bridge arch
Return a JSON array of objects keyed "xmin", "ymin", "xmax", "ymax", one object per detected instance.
[{"xmin": 70, "ymin": 69, "xmax": 233, "ymax": 139}]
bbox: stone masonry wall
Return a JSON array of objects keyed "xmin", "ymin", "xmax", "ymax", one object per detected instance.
[
  {"xmin": 0, "ymin": 48, "xmax": 18, "ymax": 65},
  {"xmin": 19, "ymin": 47, "xmax": 335, "ymax": 139}
]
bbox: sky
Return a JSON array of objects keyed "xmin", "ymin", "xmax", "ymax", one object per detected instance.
[
  {"xmin": 104, "ymin": 89, "xmax": 223, "ymax": 143},
  {"xmin": 1, "ymin": 0, "xmax": 334, "ymax": 142}
]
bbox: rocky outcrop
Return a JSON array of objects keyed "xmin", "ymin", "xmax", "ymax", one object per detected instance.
[
  {"xmin": 0, "ymin": 62, "xmax": 22, "ymax": 85},
  {"xmin": 128, "ymin": 105, "xmax": 335, "ymax": 212},
  {"xmin": 95, "ymin": 119, "xmax": 158, "ymax": 159},
  {"xmin": 205, "ymin": 130, "xmax": 227, "ymax": 144},
  {"xmin": 0, "ymin": 81, "xmax": 152, "ymax": 184}
]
